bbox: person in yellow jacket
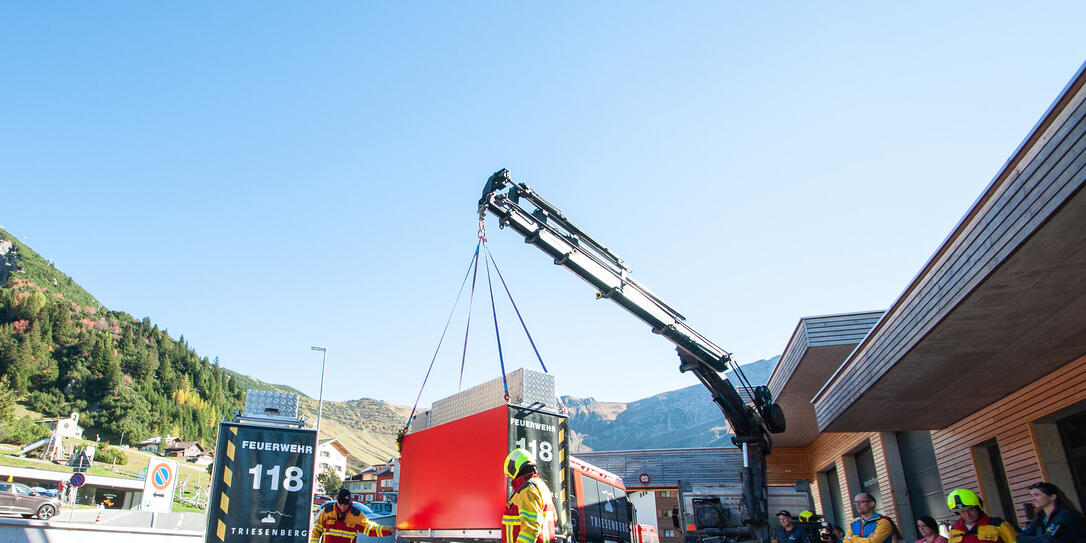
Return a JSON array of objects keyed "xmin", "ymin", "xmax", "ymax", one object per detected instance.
[
  {"xmin": 844, "ymin": 493, "xmax": 894, "ymax": 543},
  {"xmin": 502, "ymin": 448, "xmax": 556, "ymax": 543},
  {"xmin": 311, "ymin": 488, "xmax": 394, "ymax": 543},
  {"xmin": 946, "ymin": 489, "xmax": 1017, "ymax": 543}
]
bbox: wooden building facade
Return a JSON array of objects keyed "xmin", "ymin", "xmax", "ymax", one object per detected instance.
[{"xmin": 763, "ymin": 61, "xmax": 1086, "ymax": 535}]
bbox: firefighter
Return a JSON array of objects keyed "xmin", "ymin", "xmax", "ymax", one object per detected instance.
[
  {"xmin": 502, "ymin": 448, "xmax": 556, "ymax": 543},
  {"xmin": 946, "ymin": 488, "xmax": 1017, "ymax": 543},
  {"xmin": 311, "ymin": 488, "xmax": 394, "ymax": 543}
]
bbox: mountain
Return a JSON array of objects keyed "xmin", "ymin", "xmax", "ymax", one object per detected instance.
[
  {"xmin": 1, "ymin": 225, "xmax": 781, "ymax": 472},
  {"xmin": 0, "ymin": 227, "xmax": 402, "ymax": 470},
  {"xmin": 564, "ymin": 356, "xmax": 780, "ymax": 452},
  {"xmin": 220, "ymin": 370, "xmax": 408, "ymax": 469}
]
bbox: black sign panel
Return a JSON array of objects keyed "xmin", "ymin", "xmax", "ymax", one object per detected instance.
[
  {"xmin": 508, "ymin": 405, "xmax": 571, "ymax": 537},
  {"xmin": 205, "ymin": 422, "xmax": 317, "ymax": 542}
]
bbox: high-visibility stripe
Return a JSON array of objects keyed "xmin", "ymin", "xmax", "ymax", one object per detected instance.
[
  {"xmin": 220, "ymin": 493, "xmax": 229, "ymax": 514},
  {"xmin": 223, "ymin": 466, "xmax": 232, "ymax": 487},
  {"xmin": 217, "ymin": 520, "xmax": 226, "ymax": 540},
  {"xmin": 517, "ymin": 534, "xmax": 535, "ymax": 543},
  {"xmin": 226, "ymin": 441, "xmax": 235, "ymax": 461},
  {"xmin": 521, "ymin": 511, "xmax": 539, "ymax": 520}
]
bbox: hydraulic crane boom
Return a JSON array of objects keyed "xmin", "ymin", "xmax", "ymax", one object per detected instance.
[{"xmin": 479, "ymin": 169, "xmax": 786, "ymax": 541}]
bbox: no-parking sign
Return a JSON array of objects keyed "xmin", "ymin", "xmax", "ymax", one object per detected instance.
[{"xmin": 140, "ymin": 458, "xmax": 179, "ymax": 512}]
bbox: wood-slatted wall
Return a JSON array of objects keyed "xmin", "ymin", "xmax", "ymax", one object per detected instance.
[
  {"xmin": 797, "ymin": 432, "xmax": 904, "ymax": 525},
  {"xmin": 931, "ymin": 354, "xmax": 1086, "ymax": 527},
  {"xmin": 767, "ymin": 447, "xmax": 811, "ymax": 486}
]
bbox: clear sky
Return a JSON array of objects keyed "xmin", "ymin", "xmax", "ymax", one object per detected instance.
[{"xmin": 2, "ymin": 2, "xmax": 1084, "ymax": 408}]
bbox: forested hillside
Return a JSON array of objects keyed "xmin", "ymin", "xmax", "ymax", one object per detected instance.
[{"xmin": 0, "ymin": 227, "xmax": 244, "ymax": 446}]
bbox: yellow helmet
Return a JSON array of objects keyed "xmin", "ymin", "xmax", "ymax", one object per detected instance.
[
  {"xmin": 504, "ymin": 448, "xmax": 536, "ymax": 478},
  {"xmin": 799, "ymin": 511, "xmax": 815, "ymax": 522},
  {"xmin": 947, "ymin": 488, "xmax": 983, "ymax": 512}
]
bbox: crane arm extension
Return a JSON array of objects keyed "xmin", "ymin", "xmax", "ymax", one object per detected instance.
[
  {"xmin": 479, "ymin": 169, "xmax": 774, "ymax": 443},
  {"xmin": 480, "ymin": 170, "xmax": 732, "ymax": 372}
]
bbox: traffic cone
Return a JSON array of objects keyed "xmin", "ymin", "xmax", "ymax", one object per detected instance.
[{"xmin": 95, "ymin": 505, "xmax": 103, "ymax": 523}]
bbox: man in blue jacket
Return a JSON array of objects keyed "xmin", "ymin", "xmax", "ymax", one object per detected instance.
[{"xmin": 778, "ymin": 510, "xmax": 814, "ymax": 543}]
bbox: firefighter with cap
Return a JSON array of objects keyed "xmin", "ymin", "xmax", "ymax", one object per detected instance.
[
  {"xmin": 503, "ymin": 448, "xmax": 556, "ymax": 543},
  {"xmin": 946, "ymin": 488, "xmax": 1017, "ymax": 543},
  {"xmin": 311, "ymin": 488, "xmax": 394, "ymax": 543}
]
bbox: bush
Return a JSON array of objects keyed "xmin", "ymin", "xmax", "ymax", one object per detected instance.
[
  {"xmin": 25, "ymin": 389, "xmax": 68, "ymax": 417},
  {"xmin": 94, "ymin": 444, "xmax": 127, "ymax": 465},
  {"xmin": 0, "ymin": 415, "xmax": 49, "ymax": 446}
]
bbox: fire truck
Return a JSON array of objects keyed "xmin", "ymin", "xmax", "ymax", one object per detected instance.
[
  {"xmin": 569, "ymin": 456, "xmax": 633, "ymax": 543},
  {"xmin": 478, "ymin": 169, "xmax": 789, "ymax": 543}
]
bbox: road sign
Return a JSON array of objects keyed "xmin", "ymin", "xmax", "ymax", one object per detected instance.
[
  {"xmin": 69, "ymin": 473, "xmax": 86, "ymax": 487},
  {"xmin": 140, "ymin": 458, "xmax": 179, "ymax": 513},
  {"xmin": 639, "ymin": 473, "xmax": 650, "ymax": 484},
  {"xmin": 205, "ymin": 421, "xmax": 317, "ymax": 542}
]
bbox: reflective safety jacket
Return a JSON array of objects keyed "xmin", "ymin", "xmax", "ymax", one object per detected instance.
[
  {"xmin": 502, "ymin": 474, "xmax": 556, "ymax": 543},
  {"xmin": 311, "ymin": 502, "xmax": 393, "ymax": 543},
  {"xmin": 948, "ymin": 514, "xmax": 1018, "ymax": 543},
  {"xmin": 845, "ymin": 513, "xmax": 893, "ymax": 543}
]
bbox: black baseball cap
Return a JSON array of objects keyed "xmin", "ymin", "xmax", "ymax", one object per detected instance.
[
  {"xmin": 777, "ymin": 510, "xmax": 793, "ymax": 518},
  {"xmin": 336, "ymin": 488, "xmax": 352, "ymax": 504}
]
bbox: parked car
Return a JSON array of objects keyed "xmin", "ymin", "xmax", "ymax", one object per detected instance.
[
  {"xmin": 313, "ymin": 494, "xmax": 332, "ymax": 506},
  {"xmin": 0, "ymin": 482, "xmax": 61, "ymax": 520},
  {"xmin": 30, "ymin": 487, "xmax": 60, "ymax": 497}
]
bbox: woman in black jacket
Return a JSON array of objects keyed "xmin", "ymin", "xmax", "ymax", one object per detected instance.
[{"xmin": 1018, "ymin": 482, "xmax": 1086, "ymax": 543}]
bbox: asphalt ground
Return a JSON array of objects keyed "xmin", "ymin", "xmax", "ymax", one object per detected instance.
[{"xmin": 0, "ymin": 507, "xmax": 206, "ymax": 532}]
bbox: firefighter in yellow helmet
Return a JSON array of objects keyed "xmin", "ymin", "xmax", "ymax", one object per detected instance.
[
  {"xmin": 502, "ymin": 448, "xmax": 556, "ymax": 543},
  {"xmin": 946, "ymin": 489, "xmax": 1017, "ymax": 543},
  {"xmin": 311, "ymin": 488, "xmax": 394, "ymax": 543}
]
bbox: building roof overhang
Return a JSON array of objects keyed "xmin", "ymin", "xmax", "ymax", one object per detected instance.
[
  {"xmin": 318, "ymin": 438, "xmax": 352, "ymax": 457},
  {"xmin": 813, "ymin": 63, "xmax": 1086, "ymax": 432},
  {"xmin": 766, "ymin": 311, "xmax": 884, "ymax": 447}
]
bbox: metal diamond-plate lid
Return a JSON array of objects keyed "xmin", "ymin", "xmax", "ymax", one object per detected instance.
[
  {"xmin": 243, "ymin": 389, "xmax": 300, "ymax": 418},
  {"xmin": 427, "ymin": 368, "xmax": 558, "ymax": 428}
]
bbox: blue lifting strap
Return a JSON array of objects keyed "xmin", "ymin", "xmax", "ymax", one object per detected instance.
[
  {"xmin": 403, "ymin": 242, "xmax": 480, "ymax": 434},
  {"xmin": 485, "ymin": 245, "xmax": 548, "ymax": 374},
  {"xmin": 483, "ymin": 243, "xmax": 510, "ymax": 401}
]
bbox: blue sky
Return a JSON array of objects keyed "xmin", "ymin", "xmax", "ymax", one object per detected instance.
[{"xmin": 2, "ymin": 2, "xmax": 1084, "ymax": 407}]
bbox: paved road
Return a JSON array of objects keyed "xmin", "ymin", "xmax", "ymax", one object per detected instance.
[{"xmin": 5, "ymin": 507, "xmax": 208, "ymax": 532}]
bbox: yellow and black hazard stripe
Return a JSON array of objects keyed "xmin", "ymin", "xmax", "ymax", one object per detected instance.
[
  {"xmin": 213, "ymin": 425, "xmax": 239, "ymax": 542},
  {"xmin": 556, "ymin": 421, "xmax": 569, "ymax": 536}
]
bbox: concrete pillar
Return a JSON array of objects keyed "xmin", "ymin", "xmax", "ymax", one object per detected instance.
[
  {"xmin": 880, "ymin": 432, "xmax": 916, "ymax": 535},
  {"xmin": 1031, "ymin": 422, "xmax": 1081, "ymax": 510},
  {"xmin": 837, "ymin": 456, "xmax": 855, "ymax": 525}
]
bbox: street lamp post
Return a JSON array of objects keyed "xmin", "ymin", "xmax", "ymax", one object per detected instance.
[{"xmin": 311, "ymin": 346, "xmax": 328, "ymax": 436}]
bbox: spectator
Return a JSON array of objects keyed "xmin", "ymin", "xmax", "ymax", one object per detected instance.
[
  {"xmin": 778, "ymin": 510, "xmax": 814, "ymax": 543},
  {"xmin": 845, "ymin": 493, "xmax": 894, "ymax": 543},
  {"xmin": 835, "ymin": 526, "xmax": 847, "ymax": 543},
  {"xmin": 1018, "ymin": 482, "xmax": 1085, "ymax": 543},
  {"xmin": 916, "ymin": 516, "xmax": 948, "ymax": 543}
]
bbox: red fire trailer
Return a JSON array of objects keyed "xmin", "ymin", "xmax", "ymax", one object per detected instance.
[{"xmin": 398, "ymin": 403, "xmax": 571, "ymax": 543}]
